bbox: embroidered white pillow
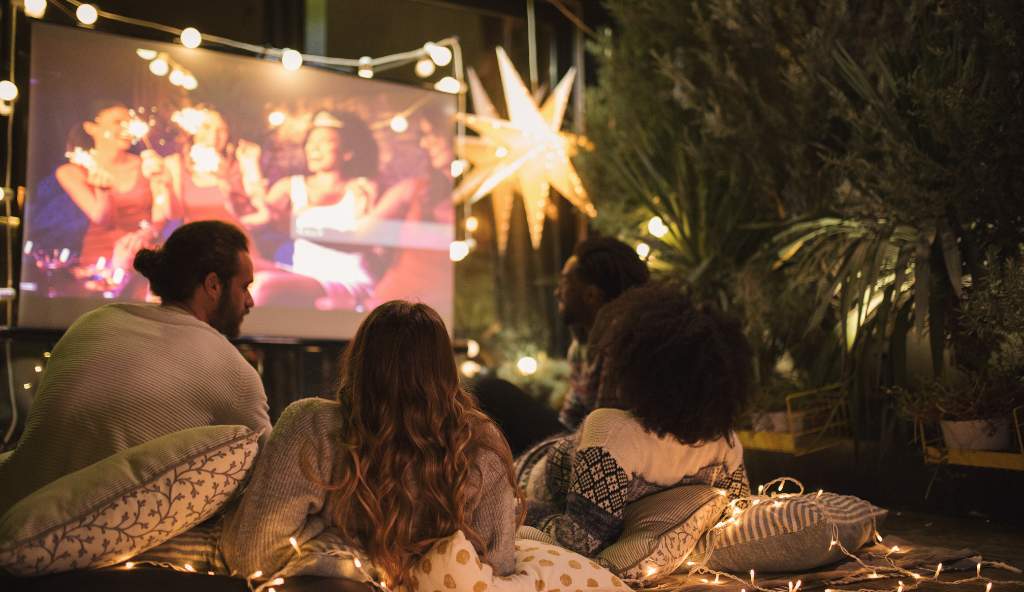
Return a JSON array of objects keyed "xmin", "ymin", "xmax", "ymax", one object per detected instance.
[
  {"xmin": 0, "ymin": 425, "xmax": 258, "ymax": 576},
  {"xmin": 407, "ymin": 530, "xmax": 628, "ymax": 592}
]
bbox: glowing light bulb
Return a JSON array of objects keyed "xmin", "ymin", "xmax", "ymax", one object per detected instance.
[
  {"xmin": 270, "ymin": 577, "xmax": 284, "ymax": 586},
  {"xmin": 433, "ymin": 76, "xmax": 461, "ymax": 94},
  {"xmin": 424, "ymin": 42, "xmax": 453, "ymax": 67},
  {"xmin": 184, "ymin": 564, "xmax": 196, "ymax": 572},
  {"xmin": 647, "ymin": 216, "xmax": 668, "ymax": 238},
  {"xmin": 357, "ymin": 56, "xmax": 373, "ymax": 79},
  {"xmin": 636, "ymin": 242, "xmax": 651, "ymax": 259},
  {"xmin": 136, "ymin": 48, "xmax": 158, "ymax": 60},
  {"xmin": 353, "ymin": 558, "xmax": 362, "ymax": 569},
  {"xmin": 289, "ymin": 537, "xmax": 301, "ymax": 555},
  {"xmin": 517, "ymin": 356, "xmax": 538, "ymax": 376},
  {"xmin": 644, "ymin": 565, "xmax": 657, "ymax": 578},
  {"xmin": 449, "ymin": 240, "xmax": 470, "ymax": 262},
  {"xmin": 268, "ymin": 111, "xmax": 286, "ymax": 127},
  {"xmin": 180, "ymin": 27, "xmax": 201, "ymax": 48},
  {"xmin": 24, "ymin": 0, "xmax": 47, "ymax": 19},
  {"xmin": 465, "ymin": 215, "xmax": 479, "ymax": 232},
  {"xmin": 124, "ymin": 562, "xmax": 135, "ymax": 569},
  {"xmin": 249, "ymin": 570, "xmax": 263, "ymax": 579},
  {"xmin": 76, "ymin": 3, "xmax": 98, "ymax": 25},
  {"xmin": 935, "ymin": 563, "xmax": 943, "ymax": 578},
  {"xmin": 450, "ymin": 159, "xmax": 468, "ymax": 177},
  {"xmin": 414, "ymin": 57, "xmax": 436, "ymax": 78},
  {"xmin": 281, "ymin": 48, "xmax": 303, "ymax": 71},
  {"xmin": 34, "ymin": 365, "xmax": 42, "ymax": 373},
  {"xmin": 181, "ymin": 75, "xmax": 198, "ymax": 90},
  {"xmin": 169, "ymin": 69, "xmax": 187, "ymax": 86},
  {"xmin": 750, "ymin": 570, "xmax": 756, "ymax": 584},
  {"xmin": 460, "ymin": 360, "xmax": 482, "ymax": 378},
  {"xmin": 23, "ymin": 383, "xmax": 32, "ymax": 390},
  {"xmin": 0, "ymin": 80, "xmax": 17, "ymax": 102},
  {"xmin": 149, "ymin": 57, "xmax": 170, "ymax": 77},
  {"xmin": 495, "ymin": 146, "xmax": 509, "ymax": 158},
  {"xmin": 389, "ymin": 115, "xmax": 409, "ymax": 133},
  {"xmin": 466, "ymin": 339, "xmax": 480, "ymax": 358}
]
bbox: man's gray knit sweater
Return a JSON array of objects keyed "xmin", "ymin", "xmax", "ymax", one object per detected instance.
[{"xmin": 0, "ymin": 303, "xmax": 271, "ymax": 512}]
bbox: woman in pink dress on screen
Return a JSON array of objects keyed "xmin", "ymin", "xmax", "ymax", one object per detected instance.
[
  {"xmin": 56, "ymin": 101, "xmax": 170, "ymax": 289},
  {"xmin": 164, "ymin": 105, "xmax": 268, "ymax": 227}
]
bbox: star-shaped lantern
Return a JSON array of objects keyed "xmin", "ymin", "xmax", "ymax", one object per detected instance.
[{"xmin": 454, "ymin": 47, "xmax": 595, "ymax": 252}]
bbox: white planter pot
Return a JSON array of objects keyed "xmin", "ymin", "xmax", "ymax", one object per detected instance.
[{"xmin": 940, "ymin": 418, "xmax": 1013, "ymax": 452}]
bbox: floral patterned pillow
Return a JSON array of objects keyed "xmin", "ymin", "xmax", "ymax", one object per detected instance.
[{"xmin": 0, "ymin": 425, "xmax": 258, "ymax": 576}]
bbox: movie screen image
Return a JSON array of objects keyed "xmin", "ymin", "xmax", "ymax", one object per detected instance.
[{"xmin": 18, "ymin": 23, "xmax": 455, "ymax": 340}]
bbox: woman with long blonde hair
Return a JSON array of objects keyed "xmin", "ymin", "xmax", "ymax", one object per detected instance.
[{"xmin": 223, "ymin": 301, "xmax": 518, "ymax": 585}]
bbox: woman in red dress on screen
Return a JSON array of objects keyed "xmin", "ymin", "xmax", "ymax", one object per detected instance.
[{"xmin": 55, "ymin": 101, "xmax": 170, "ymax": 291}]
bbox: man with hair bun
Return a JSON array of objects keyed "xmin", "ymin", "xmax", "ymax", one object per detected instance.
[{"xmin": 0, "ymin": 221, "xmax": 270, "ymax": 511}]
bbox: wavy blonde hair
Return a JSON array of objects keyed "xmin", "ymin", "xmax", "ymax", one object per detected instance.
[{"xmin": 322, "ymin": 301, "xmax": 516, "ymax": 586}]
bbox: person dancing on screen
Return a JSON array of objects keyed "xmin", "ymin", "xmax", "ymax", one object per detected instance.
[
  {"xmin": 55, "ymin": 100, "xmax": 171, "ymax": 288},
  {"xmin": 246, "ymin": 110, "xmax": 402, "ymax": 310},
  {"xmin": 222, "ymin": 301, "xmax": 518, "ymax": 585},
  {"xmin": 164, "ymin": 105, "xmax": 268, "ymax": 229}
]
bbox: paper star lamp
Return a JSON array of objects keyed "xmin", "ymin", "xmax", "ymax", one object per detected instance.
[{"xmin": 454, "ymin": 47, "xmax": 595, "ymax": 252}]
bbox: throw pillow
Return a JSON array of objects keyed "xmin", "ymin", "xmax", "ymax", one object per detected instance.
[
  {"xmin": 0, "ymin": 425, "xmax": 258, "ymax": 576},
  {"xmin": 409, "ymin": 530, "xmax": 628, "ymax": 592},
  {"xmin": 696, "ymin": 492, "xmax": 887, "ymax": 573},
  {"xmin": 598, "ymin": 485, "xmax": 728, "ymax": 581}
]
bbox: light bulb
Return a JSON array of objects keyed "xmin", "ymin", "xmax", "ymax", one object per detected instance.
[
  {"xmin": 517, "ymin": 356, "xmax": 538, "ymax": 376},
  {"xmin": 357, "ymin": 56, "xmax": 373, "ymax": 79},
  {"xmin": 414, "ymin": 57, "xmax": 436, "ymax": 78},
  {"xmin": 449, "ymin": 240, "xmax": 470, "ymax": 262},
  {"xmin": 464, "ymin": 215, "xmax": 479, "ymax": 232},
  {"xmin": 149, "ymin": 57, "xmax": 170, "ymax": 77},
  {"xmin": 636, "ymin": 242, "xmax": 651, "ymax": 258},
  {"xmin": 460, "ymin": 360, "xmax": 482, "ymax": 378},
  {"xmin": 450, "ymin": 159, "xmax": 468, "ymax": 177},
  {"xmin": 389, "ymin": 115, "xmax": 408, "ymax": 133},
  {"xmin": 76, "ymin": 3, "xmax": 98, "ymax": 25},
  {"xmin": 0, "ymin": 80, "xmax": 18, "ymax": 102},
  {"xmin": 267, "ymin": 111, "xmax": 286, "ymax": 127},
  {"xmin": 466, "ymin": 339, "xmax": 480, "ymax": 358},
  {"xmin": 181, "ymin": 75, "xmax": 198, "ymax": 90},
  {"xmin": 169, "ymin": 69, "xmax": 187, "ymax": 86},
  {"xmin": 24, "ymin": 0, "xmax": 47, "ymax": 19},
  {"xmin": 433, "ymin": 76, "xmax": 461, "ymax": 94},
  {"xmin": 180, "ymin": 27, "xmax": 202, "ymax": 49},
  {"xmin": 424, "ymin": 42, "xmax": 453, "ymax": 67},
  {"xmin": 647, "ymin": 216, "xmax": 668, "ymax": 238},
  {"xmin": 281, "ymin": 49, "xmax": 303, "ymax": 71},
  {"xmin": 136, "ymin": 48, "xmax": 158, "ymax": 60}
]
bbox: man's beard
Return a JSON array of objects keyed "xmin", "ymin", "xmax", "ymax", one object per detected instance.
[{"xmin": 209, "ymin": 290, "xmax": 242, "ymax": 338}]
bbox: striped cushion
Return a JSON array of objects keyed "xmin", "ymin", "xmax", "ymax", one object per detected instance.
[
  {"xmin": 698, "ymin": 492, "xmax": 887, "ymax": 572},
  {"xmin": 131, "ymin": 519, "xmax": 228, "ymax": 574},
  {"xmin": 598, "ymin": 485, "xmax": 728, "ymax": 581}
]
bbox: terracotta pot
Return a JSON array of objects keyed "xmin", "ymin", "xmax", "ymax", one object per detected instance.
[{"xmin": 940, "ymin": 418, "xmax": 1013, "ymax": 451}]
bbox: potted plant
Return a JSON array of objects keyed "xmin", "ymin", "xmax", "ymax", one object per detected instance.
[{"xmin": 749, "ymin": 371, "xmax": 812, "ymax": 433}]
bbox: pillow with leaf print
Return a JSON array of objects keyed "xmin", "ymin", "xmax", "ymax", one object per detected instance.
[
  {"xmin": 408, "ymin": 530, "xmax": 629, "ymax": 592},
  {"xmin": 0, "ymin": 425, "xmax": 258, "ymax": 576}
]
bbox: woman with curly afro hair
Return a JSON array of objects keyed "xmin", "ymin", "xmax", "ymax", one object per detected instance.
[{"xmin": 516, "ymin": 282, "xmax": 753, "ymax": 557}]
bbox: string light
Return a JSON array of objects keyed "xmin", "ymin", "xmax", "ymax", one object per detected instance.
[
  {"xmin": 424, "ymin": 42, "xmax": 453, "ymax": 67},
  {"xmin": 636, "ymin": 242, "xmax": 651, "ymax": 259},
  {"xmin": 357, "ymin": 56, "xmax": 373, "ymax": 79},
  {"xmin": 460, "ymin": 360, "xmax": 482, "ymax": 378},
  {"xmin": 183, "ymin": 563, "xmax": 195, "ymax": 572},
  {"xmin": 433, "ymin": 76, "xmax": 461, "ymax": 94},
  {"xmin": 289, "ymin": 536, "xmax": 301, "ymax": 555},
  {"xmin": 136, "ymin": 48, "xmax": 158, "ymax": 60},
  {"xmin": 466, "ymin": 339, "xmax": 480, "ymax": 358},
  {"xmin": 149, "ymin": 56, "xmax": 170, "ymax": 77},
  {"xmin": 169, "ymin": 69, "xmax": 187, "ymax": 86},
  {"xmin": 281, "ymin": 48, "xmax": 303, "ymax": 71},
  {"xmin": 0, "ymin": 81, "xmax": 17, "ymax": 102},
  {"xmin": 33, "ymin": 365, "xmax": 42, "ymax": 373},
  {"xmin": 24, "ymin": 0, "xmax": 47, "ymax": 18},
  {"xmin": 450, "ymin": 159, "xmax": 468, "ymax": 177},
  {"xmin": 647, "ymin": 216, "xmax": 669, "ymax": 238},
  {"xmin": 464, "ymin": 215, "xmax": 479, "ymax": 232},
  {"xmin": 517, "ymin": 356, "xmax": 538, "ymax": 376},
  {"xmin": 414, "ymin": 57, "xmax": 435, "ymax": 78},
  {"xmin": 124, "ymin": 562, "xmax": 134, "ymax": 569},
  {"xmin": 449, "ymin": 240, "xmax": 470, "ymax": 262},
  {"xmin": 180, "ymin": 27, "xmax": 202, "ymax": 49},
  {"xmin": 75, "ymin": 3, "xmax": 98, "ymax": 25}
]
